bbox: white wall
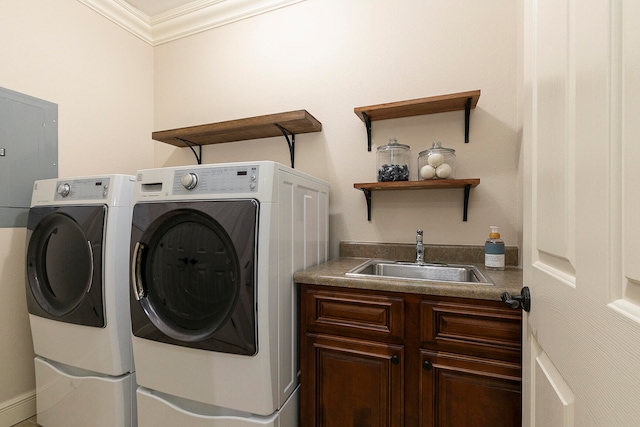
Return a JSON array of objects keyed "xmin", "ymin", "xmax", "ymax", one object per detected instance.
[
  {"xmin": 0, "ymin": 0, "xmax": 154, "ymax": 423},
  {"xmin": 0, "ymin": 0, "xmax": 521, "ymax": 423},
  {"xmin": 153, "ymin": 0, "xmax": 521, "ymax": 258}
]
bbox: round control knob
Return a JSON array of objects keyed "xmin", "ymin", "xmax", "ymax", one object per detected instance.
[
  {"xmin": 57, "ymin": 183, "xmax": 70, "ymax": 197},
  {"xmin": 181, "ymin": 173, "xmax": 198, "ymax": 190}
]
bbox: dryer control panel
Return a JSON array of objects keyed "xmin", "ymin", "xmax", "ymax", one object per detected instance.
[
  {"xmin": 172, "ymin": 165, "xmax": 259, "ymax": 195},
  {"xmin": 53, "ymin": 178, "xmax": 111, "ymax": 201}
]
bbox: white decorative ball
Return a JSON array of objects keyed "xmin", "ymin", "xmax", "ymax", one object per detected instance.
[
  {"xmin": 435, "ymin": 163, "xmax": 452, "ymax": 179},
  {"xmin": 427, "ymin": 153, "xmax": 444, "ymax": 168},
  {"xmin": 420, "ymin": 165, "xmax": 436, "ymax": 179}
]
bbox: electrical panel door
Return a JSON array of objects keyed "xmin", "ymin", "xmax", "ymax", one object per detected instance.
[{"xmin": 0, "ymin": 87, "xmax": 57, "ymax": 227}]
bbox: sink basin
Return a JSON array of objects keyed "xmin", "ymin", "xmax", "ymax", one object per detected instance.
[{"xmin": 346, "ymin": 260, "xmax": 494, "ymax": 285}]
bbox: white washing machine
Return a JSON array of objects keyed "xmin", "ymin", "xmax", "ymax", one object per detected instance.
[
  {"xmin": 25, "ymin": 175, "xmax": 137, "ymax": 427},
  {"xmin": 129, "ymin": 161, "xmax": 329, "ymax": 426}
]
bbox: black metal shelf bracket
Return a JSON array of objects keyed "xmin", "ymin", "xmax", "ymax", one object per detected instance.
[
  {"xmin": 362, "ymin": 112, "xmax": 372, "ymax": 151},
  {"xmin": 359, "ymin": 184, "xmax": 474, "ymax": 222},
  {"xmin": 176, "ymin": 137, "xmax": 202, "ymax": 164},
  {"xmin": 463, "ymin": 184, "xmax": 472, "ymax": 221},
  {"xmin": 359, "ymin": 188, "xmax": 372, "ymax": 221},
  {"xmin": 275, "ymin": 124, "xmax": 295, "ymax": 168},
  {"xmin": 464, "ymin": 97, "xmax": 472, "ymax": 143}
]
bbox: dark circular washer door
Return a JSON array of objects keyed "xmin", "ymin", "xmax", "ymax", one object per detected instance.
[
  {"xmin": 142, "ymin": 210, "xmax": 240, "ymax": 341},
  {"xmin": 26, "ymin": 206, "xmax": 106, "ymax": 327},
  {"xmin": 131, "ymin": 200, "xmax": 258, "ymax": 356}
]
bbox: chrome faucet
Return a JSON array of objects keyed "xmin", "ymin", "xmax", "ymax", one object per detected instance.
[{"xmin": 416, "ymin": 229, "xmax": 424, "ymax": 264}]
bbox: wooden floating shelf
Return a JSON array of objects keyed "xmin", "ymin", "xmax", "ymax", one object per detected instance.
[
  {"xmin": 354, "ymin": 179, "xmax": 480, "ymax": 221},
  {"xmin": 354, "ymin": 91, "xmax": 480, "ymax": 123},
  {"xmin": 153, "ymin": 110, "xmax": 321, "ymax": 147},
  {"xmin": 354, "ymin": 179, "xmax": 480, "ymax": 192},
  {"xmin": 354, "ymin": 90, "xmax": 481, "ymax": 149},
  {"xmin": 151, "ymin": 110, "xmax": 322, "ymax": 167}
]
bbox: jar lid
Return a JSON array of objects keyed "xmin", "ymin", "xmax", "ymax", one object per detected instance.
[
  {"xmin": 419, "ymin": 141, "xmax": 455, "ymax": 156},
  {"xmin": 377, "ymin": 138, "xmax": 410, "ymax": 152}
]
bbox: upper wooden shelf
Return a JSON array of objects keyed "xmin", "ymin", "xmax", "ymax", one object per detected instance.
[
  {"xmin": 354, "ymin": 90, "xmax": 481, "ymax": 150},
  {"xmin": 354, "ymin": 91, "xmax": 480, "ymax": 122},
  {"xmin": 151, "ymin": 110, "xmax": 322, "ymax": 167},
  {"xmin": 354, "ymin": 179, "xmax": 480, "ymax": 222}
]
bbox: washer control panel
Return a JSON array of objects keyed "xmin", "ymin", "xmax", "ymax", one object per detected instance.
[
  {"xmin": 53, "ymin": 178, "xmax": 111, "ymax": 200},
  {"xmin": 172, "ymin": 165, "xmax": 259, "ymax": 195}
]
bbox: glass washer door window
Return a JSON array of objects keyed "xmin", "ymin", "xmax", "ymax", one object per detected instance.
[
  {"xmin": 131, "ymin": 200, "xmax": 259, "ymax": 356},
  {"xmin": 25, "ymin": 206, "xmax": 106, "ymax": 327},
  {"xmin": 142, "ymin": 210, "xmax": 240, "ymax": 342}
]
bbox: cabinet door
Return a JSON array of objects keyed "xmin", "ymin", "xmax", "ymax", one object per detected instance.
[
  {"xmin": 420, "ymin": 350, "xmax": 521, "ymax": 427},
  {"xmin": 301, "ymin": 333, "xmax": 403, "ymax": 427}
]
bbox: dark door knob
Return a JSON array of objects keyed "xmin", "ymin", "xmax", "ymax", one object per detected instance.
[
  {"xmin": 391, "ymin": 355, "xmax": 400, "ymax": 365},
  {"xmin": 501, "ymin": 287, "xmax": 531, "ymax": 312}
]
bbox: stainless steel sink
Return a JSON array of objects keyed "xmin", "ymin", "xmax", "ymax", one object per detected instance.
[{"xmin": 346, "ymin": 260, "xmax": 494, "ymax": 285}]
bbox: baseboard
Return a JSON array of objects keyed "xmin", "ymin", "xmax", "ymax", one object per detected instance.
[{"xmin": 0, "ymin": 390, "xmax": 36, "ymax": 427}]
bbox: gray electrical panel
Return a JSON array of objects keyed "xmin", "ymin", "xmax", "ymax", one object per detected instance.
[{"xmin": 0, "ymin": 87, "xmax": 58, "ymax": 227}]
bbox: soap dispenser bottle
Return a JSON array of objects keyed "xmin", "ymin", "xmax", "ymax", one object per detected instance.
[{"xmin": 484, "ymin": 226, "xmax": 505, "ymax": 271}]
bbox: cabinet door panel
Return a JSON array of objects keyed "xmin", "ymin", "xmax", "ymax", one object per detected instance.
[
  {"xmin": 302, "ymin": 333, "xmax": 403, "ymax": 427},
  {"xmin": 420, "ymin": 351, "xmax": 521, "ymax": 427}
]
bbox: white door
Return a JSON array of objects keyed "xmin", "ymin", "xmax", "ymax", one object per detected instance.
[{"xmin": 523, "ymin": 0, "xmax": 640, "ymax": 426}]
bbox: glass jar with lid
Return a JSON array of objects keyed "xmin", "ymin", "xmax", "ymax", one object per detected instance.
[
  {"xmin": 418, "ymin": 141, "xmax": 456, "ymax": 180},
  {"xmin": 377, "ymin": 138, "xmax": 410, "ymax": 182}
]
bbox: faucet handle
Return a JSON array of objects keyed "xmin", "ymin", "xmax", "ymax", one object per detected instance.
[{"xmin": 416, "ymin": 229, "xmax": 423, "ymax": 242}]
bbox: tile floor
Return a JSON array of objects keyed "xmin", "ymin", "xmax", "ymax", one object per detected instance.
[{"xmin": 11, "ymin": 416, "xmax": 39, "ymax": 426}]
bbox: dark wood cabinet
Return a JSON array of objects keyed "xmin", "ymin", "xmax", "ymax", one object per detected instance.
[
  {"xmin": 420, "ymin": 351, "xmax": 521, "ymax": 427},
  {"xmin": 300, "ymin": 287, "xmax": 405, "ymax": 427},
  {"xmin": 299, "ymin": 284, "xmax": 522, "ymax": 427},
  {"xmin": 303, "ymin": 334, "xmax": 404, "ymax": 427}
]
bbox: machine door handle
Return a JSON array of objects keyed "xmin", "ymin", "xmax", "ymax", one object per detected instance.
[
  {"xmin": 501, "ymin": 287, "xmax": 531, "ymax": 312},
  {"xmin": 85, "ymin": 240, "xmax": 94, "ymax": 293},
  {"xmin": 131, "ymin": 242, "xmax": 147, "ymax": 301}
]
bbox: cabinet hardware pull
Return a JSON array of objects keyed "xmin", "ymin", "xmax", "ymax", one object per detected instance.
[
  {"xmin": 391, "ymin": 355, "xmax": 400, "ymax": 365},
  {"xmin": 423, "ymin": 360, "xmax": 432, "ymax": 370}
]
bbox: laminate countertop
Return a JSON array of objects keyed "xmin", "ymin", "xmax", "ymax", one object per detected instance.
[{"xmin": 293, "ymin": 257, "xmax": 523, "ymax": 302}]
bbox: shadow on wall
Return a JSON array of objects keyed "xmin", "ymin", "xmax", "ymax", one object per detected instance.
[{"xmin": 0, "ymin": 227, "xmax": 36, "ymax": 420}]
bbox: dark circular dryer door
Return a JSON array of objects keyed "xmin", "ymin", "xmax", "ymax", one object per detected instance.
[
  {"xmin": 131, "ymin": 200, "xmax": 258, "ymax": 356},
  {"xmin": 26, "ymin": 206, "xmax": 106, "ymax": 327}
]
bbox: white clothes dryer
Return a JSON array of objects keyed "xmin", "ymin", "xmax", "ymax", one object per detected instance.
[
  {"xmin": 129, "ymin": 161, "xmax": 329, "ymax": 427},
  {"xmin": 25, "ymin": 175, "xmax": 137, "ymax": 427}
]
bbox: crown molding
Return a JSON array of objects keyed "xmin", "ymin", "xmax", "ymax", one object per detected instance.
[{"xmin": 78, "ymin": 0, "xmax": 306, "ymax": 46}]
